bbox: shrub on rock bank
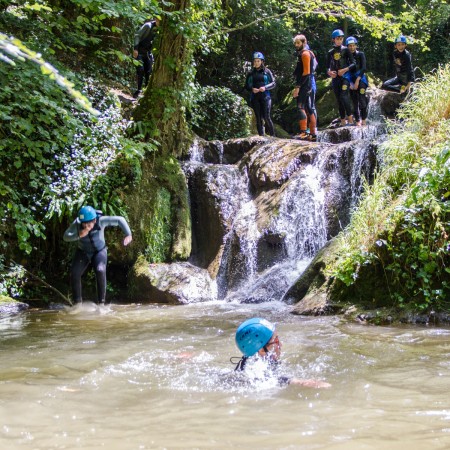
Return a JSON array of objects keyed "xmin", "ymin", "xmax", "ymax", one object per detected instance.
[{"xmin": 329, "ymin": 64, "xmax": 450, "ymax": 312}]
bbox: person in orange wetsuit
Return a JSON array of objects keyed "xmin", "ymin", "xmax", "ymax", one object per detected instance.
[{"xmin": 292, "ymin": 34, "xmax": 318, "ymax": 142}]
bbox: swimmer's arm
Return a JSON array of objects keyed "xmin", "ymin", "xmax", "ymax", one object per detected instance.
[{"xmin": 288, "ymin": 377, "xmax": 331, "ymax": 388}]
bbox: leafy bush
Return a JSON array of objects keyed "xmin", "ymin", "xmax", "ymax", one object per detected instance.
[
  {"xmin": 189, "ymin": 85, "xmax": 252, "ymax": 141},
  {"xmin": 330, "ymin": 65, "xmax": 450, "ymax": 311},
  {"xmin": 0, "ymin": 49, "xmax": 151, "ymax": 253}
]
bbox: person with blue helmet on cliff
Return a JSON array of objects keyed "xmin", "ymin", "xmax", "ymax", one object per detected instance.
[
  {"xmin": 244, "ymin": 52, "xmax": 276, "ymax": 137},
  {"xmin": 382, "ymin": 35, "xmax": 415, "ymax": 94},
  {"xmin": 63, "ymin": 206, "xmax": 132, "ymax": 305},
  {"xmin": 327, "ymin": 29, "xmax": 356, "ymax": 127},
  {"xmin": 345, "ymin": 36, "xmax": 369, "ymax": 126},
  {"xmin": 234, "ymin": 317, "xmax": 331, "ymax": 388}
]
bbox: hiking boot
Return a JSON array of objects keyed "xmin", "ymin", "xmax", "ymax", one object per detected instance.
[
  {"xmin": 293, "ymin": 131, "xmax": 309, "ymax": 140},
  {"xmin": 294, "ymin": 132, "xmax": 317, "ymax": 142},
  {"xmin": 132, "ymin": 90, "xmax": 142, "ymax": 99}
]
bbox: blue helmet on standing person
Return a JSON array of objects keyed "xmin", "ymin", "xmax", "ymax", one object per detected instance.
[
  {"xmin": 395, "ymin": 35, "xmax": 407, "ymax": 44},
  {"xmin": 252, "ymin": 51, "xmax": 265, "ymax": 60},
  {"xmin": 345, "ymin": 36, "xmax": 358, "ymax": 46},
  {"xmin": 78, "ymin": 205, "xmax": 97, "ymax": 222},
  {"xmin": 235, "ymin": 318, "xmax": 275, "ymax": 357},
  {"xmin": 331, "ymin": 29, "xmax": 345, "ymax": 39}
]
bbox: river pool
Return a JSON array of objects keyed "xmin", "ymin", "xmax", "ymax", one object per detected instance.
[{"xmin": 1, "ymin": 301, "xmax": 449, "ymax": 449}]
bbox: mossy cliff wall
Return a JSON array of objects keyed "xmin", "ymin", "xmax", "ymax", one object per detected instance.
[{"xmin": 126, "ymin": 154, "xmax": 191, "ymax": 264}]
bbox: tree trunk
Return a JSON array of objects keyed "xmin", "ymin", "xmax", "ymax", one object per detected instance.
[{"xmin": 133, "ymin": 0, "xmax": 192, "ymax": 158}]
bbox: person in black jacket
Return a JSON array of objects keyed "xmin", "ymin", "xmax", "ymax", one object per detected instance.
[
  {"xmin": 382, "ymin": 35, "xmax": 415, "ymax": 94},
  {"xmin": 345, "ymin": 36, "xmax": 369, "ymax": 126},
  {"xmin": 326, "ymin": 29, "xmax": 356, "ymax": 127},
  {"xmin": 132, "ymin": 17, "xmax": 160, "ymax": 99},
  {"xmin": 244, "ymin": 52, "xmax": 276, "ymax": 136}
]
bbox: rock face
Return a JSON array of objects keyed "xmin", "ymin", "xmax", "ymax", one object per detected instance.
[
  {"xmin": 128, "ymin": 257, "xmax": 217, "ymax": 304},
  {"xmin": 0, "ymin": 296, "xmax": 29, "ymax": 316}
]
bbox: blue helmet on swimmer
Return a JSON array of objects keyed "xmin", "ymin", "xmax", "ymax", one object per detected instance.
[
  {"xmin": 78, "ymin": 205, "xmax": 97, "ymax": 222},
  {"xmin": 395, "ymin": 35, "xmax": 407, "ymax": 44},
  {"xmin": 331, "ymin": 29, "xmax": 345, "ymax": 39},
  {"xmin": 252, "ymin": 51, "xmax": 265, "ymax": 60},
  {"xmin": 345, "ymin": 36, "xmax": 358, "ymax": 45},
  {"xmin": 235, "ymin": 318, "xmax": 275, "ymax": 357}
]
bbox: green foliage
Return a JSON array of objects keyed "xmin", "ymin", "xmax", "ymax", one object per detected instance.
[
  {"xmin": 1, "ymin": 0, "xmax": 161, "ymax": 73},
  {"xmin": 189, "ymin": 85, "xmax": 252, "ymax": 140},
  {"xmin": 0, "ymin": 51, "xmax": 84, "ymax": 252},
  {"xmin": 144, "ymin": 187, "xmax": 173, "ymax": 263},
  {"xmin": 0, "ymin": 46, "xmax": 151, "ymax": 253},
  {"xmin": 330, "ymin": 65, "xmax": 450, "ymax": 311},
  {"xmin": 0, "ymin": 256, "xmax": 26, "ymax": 298},
  {"xmin": 45, "ymin": 78, "xmax": 153, "ymax": 221}
]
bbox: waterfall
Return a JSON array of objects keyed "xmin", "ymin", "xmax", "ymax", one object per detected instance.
[
  {"xmin": 184, "ymin": 133, "xmax": 382, "ymax": 303},
  {"xmin": 174, "ymin": 90, "xmax": 396, "ymax": 305}
]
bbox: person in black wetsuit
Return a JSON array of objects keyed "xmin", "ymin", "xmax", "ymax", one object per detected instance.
[
  {"xmin": 326, "ymin": 29, "xmax": 356, "ymax": 127},
  {"xmin": 382, "ymin": 35, "xmax": 415, "ymax": 94},
  {"xmin": 132, "ymin": 17, "xmax": 160, "ymax": 99},
  {"xmin": 244, "ymin": 52, "xmax": 276, "ymax": 136},
  {"xmin": 63, "ymin": 206, "xmax": 132, "ymax": 305},
  {"xmin": 233, "ymin": 317, "xmax": 331, "ymax": 388},
  {"xmin": 345, "ymin": 36, "xmax": 369, "ymax": 126}
]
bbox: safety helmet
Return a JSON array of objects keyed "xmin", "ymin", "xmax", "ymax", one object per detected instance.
[
  {"xmin": 235, "ymin": 318, "xmax": 275, "ymax": 357},
  {"xmin": 252, "ymin": 51, "xmax": 265, "ymax": 60},
  {"xmin": 395, "ymin": 35, "xmax": 407, "ymax": 44},
  {"xmin": 345, "ymin": 36, "xmax": 358, "ymax": 45},
  {"xmin": 331, "ymin": 29, "xmax": 345, "ymax": 39},
  {"xmin": 78, "ymin": 205, "xmax": 97, "ymax": 222}
]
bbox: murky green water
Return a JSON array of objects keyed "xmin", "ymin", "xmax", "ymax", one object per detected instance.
[{"xmin": 1, "ymin": 301, "xmax": 450, "ymax": 449}]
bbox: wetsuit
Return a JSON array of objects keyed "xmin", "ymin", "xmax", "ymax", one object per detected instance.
[
  {"xmin": 245, "ymin": 66, "xmax": 276, "ymax": 136},
  {"xmin": 234, "ymin": 356, "xmax": 290, "ymax": 386},
  {"xmin": 345, "ymin": 50, "xmax": 369, "ymax": 122},
  {"xmin": 134, "ymin": 20, "xmax": 159, "ymax": 92},
  {"xmin": 64, "ymin": 216, "xmax": 132, "ymax": 304},
  {"xmin": 293, "ymin": 48, "xmax": 318, "ymax": 136},
  {"xmin": 327, "ymin": 45, "xmax": 356, "ymax": 119},
  {"xmin": 382, "ymin": 49, "xmax": 415, "ymax": 92}
]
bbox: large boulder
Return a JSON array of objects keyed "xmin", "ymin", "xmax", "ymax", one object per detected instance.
[
  {"xmin": 128, "ymin": 257, "xmax": 217, "ymax": 304},
  {"xmin": 0, "ymin": 295, "xmax": 29, "ymax": 316}
]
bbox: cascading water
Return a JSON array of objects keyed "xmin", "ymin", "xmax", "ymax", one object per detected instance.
[{"xmin": 180, "ymin": 89, "xmax": 393, "ymax": 305}]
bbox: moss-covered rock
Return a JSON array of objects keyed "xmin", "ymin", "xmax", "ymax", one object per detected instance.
[
  {"xmin": 126, "ymin": 154, "xmax": 192, "ymax": 263},
  {"xmin": 0, "ymin": 295, "xmax": 29, "ymax": 315}
]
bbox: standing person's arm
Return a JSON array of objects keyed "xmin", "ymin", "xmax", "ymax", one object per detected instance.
[
  {"xmin": 100, "ymin": 216, "xmax": 132, "ymax": 246},
  {"xmin": 326, "ymin": 50, "xmax": 336, "ymax": 78},
  {"xmin": 406, "ymin": 51, "xmax": 415, "ymax": 85},
  {"xmin": 293, "ymin": 51, "xmax": 311, "ymax": 98},
  {"xmin": 264, "ymin": 68, "xmax": 276, "ymax": 91},
  {"xmin": 354, "ymin": 52, "xmax": 366, "ymax": 89},
  {"xmin": 338, "ymin": 48, "xmax": 355, "ymax": 76},
  {"xmin": 63, "ymin": 220, "xmax": 80, "ymax": 242},
  {"xmin": 133, "ymin": 23, "xmax": 150, "ymax": 58},
  {"xmin": 244, "ymin": 72, "xmax": 253, "ymax": 91}
]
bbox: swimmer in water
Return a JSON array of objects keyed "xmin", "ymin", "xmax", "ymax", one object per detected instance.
[{"xmin": 233, "ymin": 317, "xmax": 331, "ymax": 388}]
